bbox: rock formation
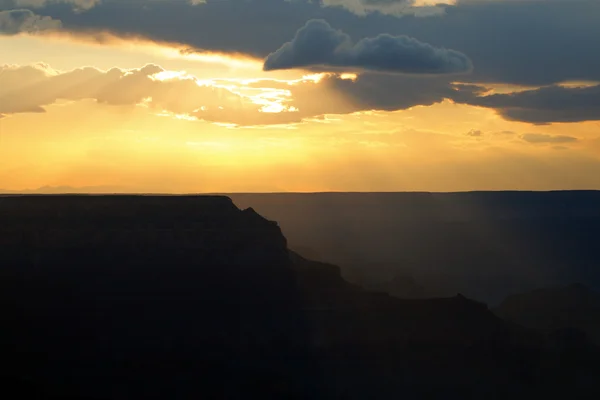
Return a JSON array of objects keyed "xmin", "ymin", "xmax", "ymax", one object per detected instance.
[{"xmin": 1, "ymin": 195, "xmax": 599, "ymax": 399}]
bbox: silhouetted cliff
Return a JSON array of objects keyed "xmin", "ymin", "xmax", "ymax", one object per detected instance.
[{"xmin": 1, "ymin": 195, "xmax": 599, "ymax": 399}]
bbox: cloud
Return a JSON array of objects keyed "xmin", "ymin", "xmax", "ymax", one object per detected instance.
[
  {"xmin": 2, "ymin": 62, "xmax": 368, "ymax": 126},
  {"xmin": 258, "ymin": 72, "xmax": 477, "ymax": 119},
  {"xmin": 264, "ymin": 19, "xmax": 472, "ymax": 74},
  {"xmin": 521, "ymin": 133, "xmax": 578, "ymax": 144},
  {"xmin": 286, "ymin": 73, "xmax": 600, "ymax": 125},
  {"xmin": 3, "ymin": 58, "xmax": 599, "ymax": 128},
  {"xmin": 288, "ymin": 71, "xmax": 600, "ymax": 125},
  {"xmin": 4, "ymin": 0, "xmax": 597, "ymax": 87},
  {"xmin": 0, "ymin": 63, "xmax": 279, "ymax": 123},
  {"xmin": 318, "ymin": 75, "xmax": 600, "ymax": 124},
  {"xmin": 1, "ymin": 61, "xmax": 467, "ymax": 125},
  {"xmin": 0, "ymin": 9, "xmax": 61, "ymax": 34},
  {"xmin": 319, "ymin": 72, "xmax": 464, "ymax": 110},
  {"xmin": 456, "ymin": 83, "xmax": 600, "ymax": 124},
  {"xmin": 7, "ymin": 0, "xmax": 100, "ymax": 11},
  {"xmin": 321, "ymin": 0, "xmax": 448, "ymax": 17},
  {"xmin": 466, "ymin": 129, "xmax": 482, "ymax": 137}
]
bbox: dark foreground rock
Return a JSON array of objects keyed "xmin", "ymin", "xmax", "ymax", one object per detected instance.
[{"xmin": 1, "ymin": 195, "xmax": 599, "ymax": 399}]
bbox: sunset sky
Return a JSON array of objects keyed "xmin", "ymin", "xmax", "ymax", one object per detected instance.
[{"xmin": 1, "ymin": 0, "xmax": 600, "ymax": 192}]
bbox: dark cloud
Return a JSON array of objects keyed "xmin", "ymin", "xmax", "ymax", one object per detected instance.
[
  {"xmin": 276, "ymin": 72, "xmax": 466, "ymax": 119},
  {"xmin": 278, "ymin": 73, "xmax": 481, "ymax": 119},
  {"xmin": 457, "ymin": 84, "xmax": 600, "ymax": 124},
  {"xmin": 0, "ymin": 8, "xmax": 61, "ymax": 33},
  {"xmin": 323, "ymin": 73, "xmax": 461, "ymax": 110},
  {"xmin": 521, "ymin": 133, "xmax": 578, "ymax": 144},
  {"xmin": 289, "ymin": 74, "xmax": 600, "ymax": 125},
  {"xmin": 2, "ymin": 0, "xmax": 598, "ymax": 86},
  {"xmin": 290, "ymin": 73, "xmax": 600, "ymax": 125},
  {"xmin": 264, "ymin": 19, "xmax": 472, "ymax": 74},
  {"xmin": 286, "ymin": 72, "xmax": 493, "ymax": 118}
]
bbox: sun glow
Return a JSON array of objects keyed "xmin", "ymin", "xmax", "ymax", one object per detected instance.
[
  {"xmin": 158, "ymin": 47, "xmax": 263, "ymax": 70},
  {"xmin": 301, "ymin": 73, "xmax": 328, "ymax": 84},
  {"xmin": 150, "ymin": 70, "xmax": 192, "ymax": 81}
]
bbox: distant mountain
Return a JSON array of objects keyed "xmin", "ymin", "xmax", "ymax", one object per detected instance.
[
  {"xmin": 495, "ymin": 284, "xmax": 600, "ymax": 346},
  {"xmin": 1, "ymin": 195, "xmax": 599, "ymax": 399}
]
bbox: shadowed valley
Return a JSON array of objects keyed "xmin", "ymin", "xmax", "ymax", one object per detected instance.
[{"xmin": 230, "ymin": 192, "xmax": 600, "ymax": 304}]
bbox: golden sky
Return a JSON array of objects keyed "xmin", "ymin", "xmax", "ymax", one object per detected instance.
[{"xmin": 1, "ymin": 1, "xmax": 600, "ymax": 192}]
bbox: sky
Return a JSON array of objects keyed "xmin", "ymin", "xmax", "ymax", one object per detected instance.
[{"xmin": 1, "ymin": 0, "xmax": 600, "ymax": 192}]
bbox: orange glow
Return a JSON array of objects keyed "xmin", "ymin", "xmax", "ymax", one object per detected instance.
[{"xmin": 1, "ymin": 33, "xmax": 600, "ymax": 193}]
